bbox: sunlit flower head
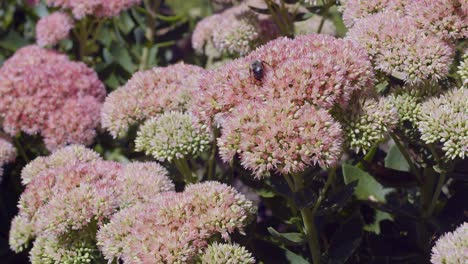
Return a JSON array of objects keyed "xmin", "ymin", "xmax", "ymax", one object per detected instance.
[
  {"xmin": 101, "ymin": 63, "xmax": 205, "ymax": 138},
  {"xmin": 418, "ymin": 88, "xmax": 468, "ymax": 160},
  {"xmin": 135, "ymin": 111, "xmax": 211, "ymax": 162},
  {"xmin": 21, "ymin": 144, "xmax": 101, "ymax": 185},
  {"xmin": 36, "ymin": 12, "xmax": 74, "ymax": 47},
  {"xmin": 431, "ymin": 222, "xmax": 467, "ymax": 264},
  {"xmin": 342, "ymin": 0, "xmax": 406, "ymax": 27},
  {"xmin": 97, "ymin": 181, "xmax": 255, "ymax": 263},
  {"xmin": 199, "ymin": 242, "xmax": 255, "ymax": 264},
  {"xmin": 458, "ymin": 52, "xmax": 468, "ymax": 87},
  {"xmin": 218, "ymin": 98, "xmax": 344, "ymax": 178},
  {"xmin": 0, "ymin": 45, "xmax": 106, "ymax": 151},
  {"xmin": 347, "ymin": 12, "xmax": 455, "ymax": 84},
  {"xmin": 191, "ymin": 34, "xmax": 374, "ymax": 125}
]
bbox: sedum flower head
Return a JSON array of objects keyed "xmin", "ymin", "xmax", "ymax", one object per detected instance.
[
  {"xmin": 21, "ymin": 144, "xmax": 101, "ymax": 185},
  {"xmin": 101, "ymin": 63, "xmax": 205, "ymax": 138},
  {"xmin": 198, "ymin": 242, "xmax": 255, "ymax": 264},
  {"xmin": 117, "ymin": 162, "xmax": 175, "ymax": 207},
  {"xmin": 418, "ymin": 88, "xmax": 468, "ymax": 160},
  {"xmin": 458, "ymin": 52, "xmax": 468, "ymax": 87},
  {"xmin": 0, "ymin": 45, "xmax": 106, "ymax": 151},
  {"xmin": 30, "ymin": 232, "xmax": 100, "ymax": 264},
  {"xmin": 191, "ymin": 34, "xmax": 374, "ymax": 126},
  {"xmin": 0, "ymin": 138, "xmax": 16, "ymax": 178},
  {"xmin": 135, "ymin": 111, "xmax": 211, "ymax": 162},
  {"xmin": 431, "ymin": 222, "xmax": 467, "ymax": 264},
  {"xmin": 347, "ymin": 11, "xmax": 454, "ymax": 84},
  {"xmin": 192, "ymin": 4, "xmax": 279, "ymax": 57},
  {"xmin": 406, "ymin": 0, "xmax": 467, "ymax": 41},
  {"xmin": 218, "ymin": 98, "xmax": 343, "ymax": 178},
  {"xmin": 97, "ymin": 181, "xmax": 256, "ymax": 264},
  {"xmin": 45, "ymin": 0, "xmax": 142, "ymax": 19},
  {"xmin": 338, "ymin": 97, "xmax": 398, "ymax": 154},
  {"xmin": 342, "ymin": 0, "xmax": 406, "ymax": 28},
  {"xmin": 386, "ymin": 83, "xmax": 442, "ymax": 139},
  {"xmin": 10, "ymin": 145, "xmax": 174, "ymax": 258},
  {"xmin": 36, "ymin": 11, "xmax": 74, "ymax": 47}
]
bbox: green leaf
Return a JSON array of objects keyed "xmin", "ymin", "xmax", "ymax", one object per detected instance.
[
  {"xmin": 342, "ymin": 164, "xmax": 393, "ymax": 203},
  {"xmin": 363, "ymin": 210, "xmax": 393, "ymax": 235},
  {"xmin": 117, "ymin": 12, "xmax": 136, "ymax": 35},
  {"xmin": 256, "ymin": 188, "xmax": 275, "ymax": 198},
  {"xmin": 268, "ymin": 227, "xmax": 305, "ymax": 246},
  {"xmin": 109, "ymin": 42, "xmax": 136, "ymax": 73},
  {"xmin": 375, "ymin": 80, "xmax": 389, "ymax": 93},
  {"xmin": 281, "ymin": 247, "xmax": 310, "ymax": 264},
  {"xmin": 0, "ymin": 30, "xmax": 28, "ymax": 51},
  {"xmin": 385, "ymin": 144, "xmax": 410, "ymax": 172}
]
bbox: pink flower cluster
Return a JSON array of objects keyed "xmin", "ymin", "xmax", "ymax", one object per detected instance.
[
  {"xmin": 191, "ymin": 34, "xmax": 374, "ymax": 176},
  {"xmin": 101, "ymin": 63, "xmax": 206, "ymax": 138},
  {"xmin": 191, "ymin": 34, "xmax": 374, "ymax": 126},
  {"xmin": 192, "ymin": 4, "xmax": 280, "ymax": 56},
  {"xmin": 218, "ymin": 98, "xmax": 344, "ymax": 178},
  {"xmin": 0, "ymin": 138, "xmax": 16, "ymax": 179},
  {"xmin": 343, "ymin": 0, "xmax": 467, "ymax": 40},
  {"xmin": 36, "ymin": 12, "xmax": 74, "ymax": 47},
  {"xmin": 9, "ymin": 145, "xmax": 175, "ymax": 262},
  {"xmin": 347, "ymin": 12, "xmax": 454, "ymax": 84},
  {"xmin": 0, "ymin": 46, "xmax": 106, "ymax": 151},
  {"xmin": 97, "ymin": 181, "xmax": 256, "ymax": 263},
  {"xmin": 44, "ymin": 0, "xmax": 142, "ymax": 19}
]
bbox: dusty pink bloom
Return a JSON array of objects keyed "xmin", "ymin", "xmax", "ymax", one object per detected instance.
[
  {"xmin": 21, "ymin": 144, "xmax": 101, "ymax": 185},
  {"xmin": 191, "ymin": 34, "xmax": 374, "ymax": 125},
  {"xmin": 431, "ymin": 222, "xmax": 467, "ymax": 264},
  {"xmin": 101, "ymin": 63, "xmax": 205, "ymax": 138},
  {"xmin": 116, "ymin": 162, "xmax": 175, "ymax": 207},
  {"xmin": 0, "ymin": 45, "xmax": 106, "ymax": 151},
  {"xmin": 218, "ymin": 98, "xmax": 343, "ymax": 178},
  {"xmin": 0, "ymin": 138, "xmax": 16, "ymax": 178},
  {"xmin": 406, "ymin": 0, "xmax": 468, "ymax": 40},
  {"xmin": 192, "ymin": 4, "xmax": 279, "ymax": 56},
  {"xmin": 45, "ymin": 0, "xmax": 142, "ymax": 19},
  {"xmin": 342, "ymin": 0, "xmax": 407, "ymax": 27},
  {"xmin": 97, "ymin": 181, "xmax": 255, "ymax": 263},
  {"xmin": 36, "ymin": 12, "xmax": 74, "ymax": 47},
  {"xmin": 347, "ymin": 12, "xmax": 455, "ymax": 84}
]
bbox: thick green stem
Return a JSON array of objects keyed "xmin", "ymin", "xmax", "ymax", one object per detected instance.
[
  {"xmin": 139, "ymin": 0, "xmax": 159, "ymax": 70},
  {"xmin": 207, "ymin": 128, "xmax": 219, "ymax": 181},
  {"xmin": 424, "ymin": 172, "xmax": 446, "ymax": 218},
  {"xmin": 300, "ymin": 207, "xmax": 321, "ymax": 264},
  {"xmin": 174, "ymin": 158, "xmax": 197, "ymax": 184},
  {"xmin": 317, "ymin": 16, "xmax": 326, "ymax": 34},
  {"xmin": 14, "ymin": 136, "xmax": 29, "ymax": 162}
]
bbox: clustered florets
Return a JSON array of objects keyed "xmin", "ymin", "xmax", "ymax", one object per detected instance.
[
  {"xmin": 9, "ymin": 145, "xmax": 177, "ymax": 263},
  {"xmin": 101, "ymin": 63, "xmax": 205, "ymax": 138},
  {"xmin": 0, "ymin": 45, "xmax": 106, "ymax": 151},
  {"xmin": 218, "ymin": 99, "xmax": 344, "ymax": 178},
  {"xmin": 337, "ymin": 97, "xmax": 399, "ymax": 154},
  {"xmin": 199, "ymin": 242, "xmax": 255, "ymax": 264},
  {"xmin": 44, "ymin": 0, "xmax": 142, "ymax": 19},
  {"xmin": 135, "ymin": 111, "xmax": 211, "ymax": 162},
  {"xmin": 97, "ymin": 181, "xmax": 256, "ymax": 263},
  {"xmin": 431, "ymin": 222, "xmax": 467, "ymax": 264},
  {"xmin": 418, "ymin": 88, "xmax": 468, "ymax": 160},
  {"xmin": 36, "ymin": 12, "xmax": 74, "ymax": 47},
  {"xmin": 192, "ymin": 4, "xmax": 279, "ymax": 56},
  {"xmin": 346, "ymin": 12, "xmax": 454, "ymax": 84}
]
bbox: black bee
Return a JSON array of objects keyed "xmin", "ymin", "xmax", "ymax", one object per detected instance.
[{"xmin": 250, "ymin": 60, "xmax": 269, "ymax": 82}]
